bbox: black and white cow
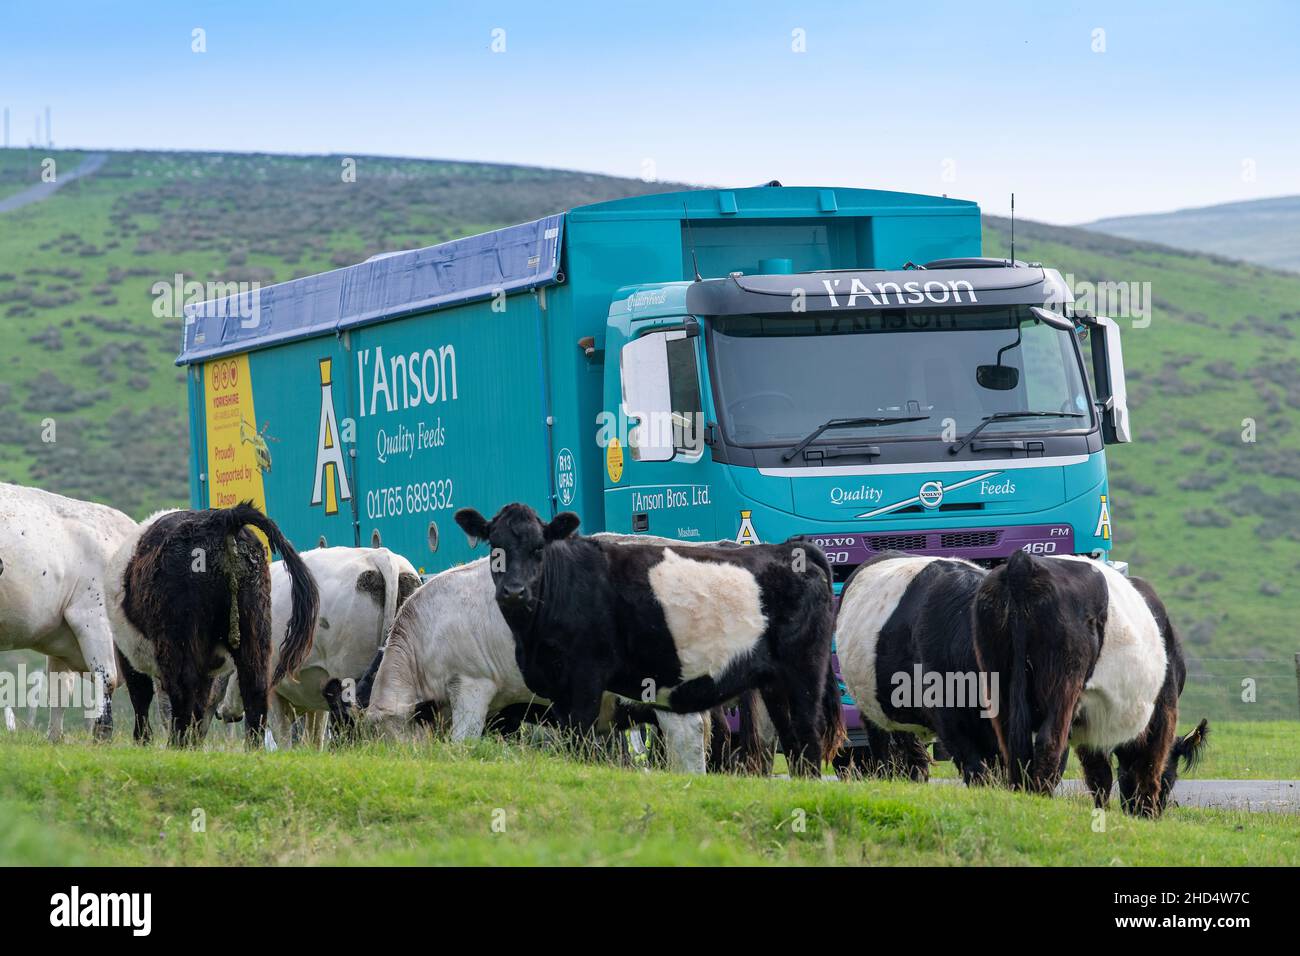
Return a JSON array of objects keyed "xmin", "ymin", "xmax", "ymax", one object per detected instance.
[
  {"xmin": 835, "ymin": 553, "xmax": 997, "ymax": 784},
  {"xmin": 973, "ymin": 552, "xmax": 1183, "ymax": 816},
  {"xmin": 1071, "ymin": 574, "xmax": 1208, "ymax": 815},
  {"xmin": 453, "ymin": 503, "xmax": 845, "ymax": 776},
  {"xmin": 331, "ymin": 556, "xmax": 708, "ymax": 773}
]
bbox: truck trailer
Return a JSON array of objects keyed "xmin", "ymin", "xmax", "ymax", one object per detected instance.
[{"xmin": 178, "ymin": 183, "xmax": 1132, "ymax": 750}]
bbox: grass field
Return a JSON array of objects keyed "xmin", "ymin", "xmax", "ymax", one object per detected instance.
[{"xmin": 0, "ymin": 730, "xmax": 1295, "ymax": 867}]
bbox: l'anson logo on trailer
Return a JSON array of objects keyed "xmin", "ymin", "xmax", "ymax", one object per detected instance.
[
  {"xmin": 311, "ymin": 357, "xmax": 351, "ymax": 515},
  {"xmin": 356, "ymin": 344, "xmax": 460, "ymax": 416}
]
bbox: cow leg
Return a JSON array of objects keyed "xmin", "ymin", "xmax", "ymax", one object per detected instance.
[
  {"xmin": 63, "ymin": 590, "xmax": 119, "ymax": 740},
  {"xmin": 1115, "ymin": 703, "xmax": 1177, "ymax": 818},
  {"xmin": 267, "ymin": 691, "xmax": 293, "ymax": 749},
  {"xmin": 232, "ymin": 574, "xmax": 273, "ymax": 749},
  {"xmin": 45, "ymin": 660, "xmax": 76, "ymax": 743},
  {"xmin": 236, "ymin": 660, "xmax": 270, "ymax": 748},
  {"xmin": 1028, "ymin": 689, "xmax": 1079, "ymax": 795},
  {"xmin": 160, "ymin": 671, "xmax": 199, "ymax": 748},
  {"xmin": 777, "ymin": 663, "xmax": 831, "ymax": 779},
  {"xmin": 758, "ymin": 684, "xmax": 805, "ymax": 774},
  {"xmin": 448, "ymin": 678, "xmax": 496, "ymax": 742},
  {"xmin": 1076, "ymin": 746, "xmax": 1114, "ymax": 809},
  {"xmin": 117, "ymin": 650, "xmax": 155, "ymax": 744},
  {"xmin": 655, "ymin": 711, "xmax": 707, "ymax": 775},
  {"xmin": 154, "ymin": 680, "xmax": 174, "ymax": 735}
]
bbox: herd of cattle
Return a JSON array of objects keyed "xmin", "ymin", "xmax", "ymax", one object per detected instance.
[{"xmin": 0, "ymin": 482, "xmax": 1208, "ymax": 818}]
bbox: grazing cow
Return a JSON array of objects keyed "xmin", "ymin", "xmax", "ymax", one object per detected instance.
[
  {"xmin": 453, "ymin": 503, "xmax": 844, "ymax": 776},
  {"xmin": 0, "ymin": 483, "xmax": 136, "ymax": 740},
  {"xmin": 337, "ymin": 557, "xmax": 710, "ymax": 773},
  {"xmin": 1070, "ymin": 573, "xmax": 1209, "ymax": 814},
  {"xmin": 973, "ymin": 552, "xmax": 1179, "ymax": 816},
  {"xmin": 106, "ymin": 502, "xmax": 318, "ymax": 746},
  {"xmin": 836, "ymin": 553, "xmax": 996, "ymax": 784},
  {"xmin": 215, "ymin": 546, "xmax": 420, "ymax": 747}
]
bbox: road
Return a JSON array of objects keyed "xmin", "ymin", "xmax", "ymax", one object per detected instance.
[
  {"xmin": 0, "ymin": 152, "xmax": 108, "ymax": 213},
  {"xmin": 927, "ymin": 777, "xmax": 1300, "ymax": 813}
]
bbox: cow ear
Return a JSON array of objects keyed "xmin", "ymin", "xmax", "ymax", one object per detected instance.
[
  {"xmin": 544, "ymin": 511, "xmax": 581, "ymax": 542},
  {"xmin": 455, "ymin": 508, "xmax": 491, "ymax": 548}
]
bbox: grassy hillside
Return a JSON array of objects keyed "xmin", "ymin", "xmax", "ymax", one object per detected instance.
[
  {"xmin": 1083, "ymin": 196, "xmax": 1300, "ymax": 273},
  {"xmin": 0, "ymin": 148, "xmax": 679, "ymax": 515},
  {"xmin": 1, "ymin": 732, "xmax": 1295, "ymax": 866},
  {"xmin": 1, "ymin": 149, "xmax": 1297, "ymax": 719}
]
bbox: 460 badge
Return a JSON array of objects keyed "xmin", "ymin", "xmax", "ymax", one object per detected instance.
[{"xmin": 366, "ymin": 479, "xmax": 455, "ymax": 519}]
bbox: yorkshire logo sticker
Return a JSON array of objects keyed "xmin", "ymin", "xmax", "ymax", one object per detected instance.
[
  {"xmin": 312, "ymin": 358, "xmax": 352, "ymax": 515},
  {"xmin": 1095, "ymin": 494, "xmax": 1112, "ymax": 540}
]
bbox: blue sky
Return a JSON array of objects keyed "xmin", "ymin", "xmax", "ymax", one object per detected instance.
[{"xmin": 2, "ymin": 0, "xmax": 1297, "ymax": 223}]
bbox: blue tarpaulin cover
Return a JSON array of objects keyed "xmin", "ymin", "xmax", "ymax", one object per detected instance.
[{"xmin": 177, "ymin": 214, "xmax": 565, "ymax": 364}]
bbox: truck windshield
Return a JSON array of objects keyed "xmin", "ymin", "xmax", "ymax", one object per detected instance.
[{"xmin": 708, "ymin": 307, "xmax": 1092, "ymax": 447}]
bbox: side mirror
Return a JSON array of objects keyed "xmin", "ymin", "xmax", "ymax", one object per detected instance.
[
  {"xmin": 976, "ymin": 364, "xmax": 1019, "ymax": 390},
  {"xmin": 1030, "ymin": 306, "xmax": 1077, "ymax": 332},
  {"xmin": 1084, "ymin": 314, "xmax": 1132, "ymax": 443}
]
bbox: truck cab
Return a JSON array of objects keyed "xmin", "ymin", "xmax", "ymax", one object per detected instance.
[{"xmin": 601, "ymin": 261, "xmax": 1131, "ymax": 572}]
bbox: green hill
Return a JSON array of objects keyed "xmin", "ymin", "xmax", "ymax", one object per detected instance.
[
  {"xmin": 1082, "ymin": 195, "xmax": 1300, "ymax": 273},
  {"xmin": 2, "ymin": 149, "xmax": 1297, "ymax": 717}
]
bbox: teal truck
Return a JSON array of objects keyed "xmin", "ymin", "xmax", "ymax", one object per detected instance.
[{"xmin": 179, "ymin": 184, "xmax": 1131, "ymax": 747}]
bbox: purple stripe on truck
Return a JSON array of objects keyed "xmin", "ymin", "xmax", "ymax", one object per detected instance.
[{"xmin": 805, "ymin": 523, "xmax": 1074, "ymax": 565}]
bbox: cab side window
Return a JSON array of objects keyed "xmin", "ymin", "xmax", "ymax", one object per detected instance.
[{"xmin": 665, "ymin": 335, "xmax": 703, "ymax": 455}]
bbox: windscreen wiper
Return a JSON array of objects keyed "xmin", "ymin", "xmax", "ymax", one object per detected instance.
[
  {"xmin": 948, "ymin": 411, "xmax": 1084, "ymax": 456},
  {"xmin": 783, "ymin": 416, "xmax": 929, "ymax": 462}
]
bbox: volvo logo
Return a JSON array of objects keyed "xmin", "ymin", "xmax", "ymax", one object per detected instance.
[{"xmin": 918, "ymin": 480, "xmax": 944, "ymax": 510}]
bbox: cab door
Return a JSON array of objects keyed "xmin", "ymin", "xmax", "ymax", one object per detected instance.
[{"xmin": 603, "ymin": 325, "xmax": 716, "ymax": 541}]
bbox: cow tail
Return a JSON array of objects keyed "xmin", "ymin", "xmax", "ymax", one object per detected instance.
[
  {"xmin": 371, "ymin": 548, "xmax": 400, "ymax": 649},
  {"xmin": 223, "ymin": 501, "xmax": 319, "ymax": 684},
  {"xmin": 1003, "ymin": 550, "xmax": 1036, "ymax": 789},
  {"xmin": 820, "ymin": 664, "xmax": 848, "ymax": 762},
  {"xmin": 792, "ymin": 539, "xmax": 846, "ymax": 762}
]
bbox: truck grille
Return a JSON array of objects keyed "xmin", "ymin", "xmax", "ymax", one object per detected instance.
[
  {"xmin": 869, "ymin": 533, "xmax": 929, "ymax": 552},
  {"xmin": 939, "ymin": 530, "xmax": 1001, "ymax": 549}
]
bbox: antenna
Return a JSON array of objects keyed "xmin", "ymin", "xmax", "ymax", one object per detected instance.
[
  {"xmin": 682, "ymin": 202, "xmax": 703, "ymax": 282},
  {"xmin": 1010, "ymin": 192, "xmax": 1016, "ymax": 265}
]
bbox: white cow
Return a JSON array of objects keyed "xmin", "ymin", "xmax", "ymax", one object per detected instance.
[
  {"xmin": 363, "ymin": 555, "xmax": 709, "ymax": 773},
  {"xmin": 218, "ymin": 546, "xmax": 419, "ymax": 747},
  {"xmin": 0, "ymin": 482, "xmax": 135, "ymax": 740}
]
